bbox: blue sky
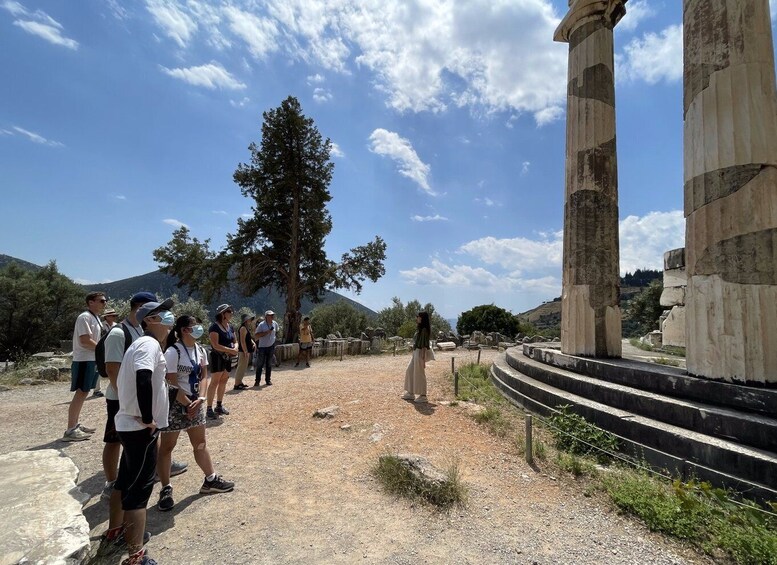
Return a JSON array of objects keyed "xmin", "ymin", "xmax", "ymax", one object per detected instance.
[{"xmin": 1, "ymin": 0, "xmax": 765, "ymax": 318}]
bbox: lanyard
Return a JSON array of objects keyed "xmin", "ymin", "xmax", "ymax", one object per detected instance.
[{"xmin": 179, "ymin": 342, "xmax": 199, "ymax": 367}]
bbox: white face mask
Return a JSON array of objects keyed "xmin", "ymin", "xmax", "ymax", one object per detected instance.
[{"xmin": 191, "ymin": 325, "xmax": 204, "ymax": 339}]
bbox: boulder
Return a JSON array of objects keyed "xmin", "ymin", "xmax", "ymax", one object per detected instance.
[
  {"xmin": 0, "ymin": 450, "xmax": 90, "ymax": 564},
  {"xmin": 385, "ymin": 454, "xmax": 448, "ymax": 487},
  {"xmin": 313, "ymin": 405, "xmax": 339, "ymax": 419},
  {"xmin": 38, "ymin": 366, "xmax": 60, "ymax": 381}
]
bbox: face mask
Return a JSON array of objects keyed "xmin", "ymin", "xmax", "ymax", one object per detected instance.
[
  {"xmin": 158, "ymin": 311, "xmax": 175, "ymax": 326},
  {"xmin": 190, "ymin": 325, "xmax": 204, "ymax": 339}
]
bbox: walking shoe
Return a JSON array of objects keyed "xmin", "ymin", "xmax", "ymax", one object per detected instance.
[
  {"xmin": 78, "ymin": 423, "xmax": 97, "ymax": 434},
  {"xmin": 401, "ymin": 392, "xmax": 414, "ymax": 401},
  {"xmin": 121, "ymin": 549, "xmax": 157, "ymax": 565},
  {"xmin": 100, "ymin": 480, "xmax": 116, "ymax": 501},
  {"xmin": 99, "ymin": 528, "xmax": 151, "ymax": 551},
  {"xmin": 170, "ymin": 461, "xmax": 188, "ymax": 477},
  {"xmin": 265, "ymin": 380, "xmax": 272, "ymax": 386},
  {"xmin": 200, "ymin": 475, "xmax": 235, "ymax": 494},
  {"xmin": 294, "ymin": 362, "xmax": 299, "ymax": 367},
  {"xmin": 233, "ymin": 383, "xmax": 248, "ymax": 390},
  {"xmin": 157, "ymin": 485, "xmax": 174, "ymax": 512},
  {"xmin": 62, "ymin": 427, "xmax": 90, "ymax": 442},
  {"xmin": 305, "ymin": 362, "xmax": 310, "ymax": 367},
  {"xmin": 214, "ymin": 405, "xmax": 230, "ymax": 415},
  {"xmin": 92, "ymin": 390, "xmax": 104, "ymax": 398},
  {"xmin": 207, "ymin": 407, "xmax": 220, "ymax": 420},
  {"xmin": 414, "ymin": 395, "xmax": 428, "ymax": 404},
  {"xmin": 252, "ymin": 382, "xmax": 261, "ymax": 388}
]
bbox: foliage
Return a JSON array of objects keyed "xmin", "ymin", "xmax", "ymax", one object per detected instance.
[
  {"xmin": 457, "ymin": 304, "xmax": 518, "ymax": 337},
  {"xmin": 154, "ymin": 96, "xmax": 386, "ymax": 344},
  {"xmin": 621, "ymin": 268, "xmax": 662, "ymax": 287},
  {"xmin": 602, "ymin": 471, "xmax": 777, "ymax": 564},
  {"xmin": 472, "ymin": 406, "xmax": 512, "ymax": 438},
  {"xmin": 652, "ymin": 357, "xmax": 681, "ymax": 367},
  {"xmin": 373, "ymin": 454, "xmax": 467, "ymax": 509},
  {"xmin": 628, "ymin": 337, "xmax": 654, "ymax": 352},
  {"xmin": 0, "ymin": 261, "xmax": 85, "ymax": 360},
  {"xmin": 309, "ymin": 301, "xmax": 372, "ymax": 338},
  {"xmin": 625, "ymin": 279, "xmax": 664, "ymax": 337},
  {"xmin": 556, "ymin": 452, "xmax": 599, "ymax": 478},
  {"xmin": 547, "ymin": 405, "xmax": 619, "ymax": 463},
  {"xmin": 454, "ymin": 362, "xmax": 503, "ymax": 405},
  {"xmin": 375, "ymin": 297, "xmax": 451, "ymax": 337}
]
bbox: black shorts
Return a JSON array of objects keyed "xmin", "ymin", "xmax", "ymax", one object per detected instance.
[
  {"xmin": 103, "ymin": 399, "xmax": 120, "ymax": 443},
  {"xmin": 210, "ymin": 351, "xmax": 233, "ymax": 373},
  {"xmin": 115, "ymin": 428, "xmax": 159, "ymax": 511}
]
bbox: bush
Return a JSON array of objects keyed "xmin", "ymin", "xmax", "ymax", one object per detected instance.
[
  {"xmin": 309, "ymin": 301, "xmax": 372, "ymax": 338},
  {"xmin": 373, "ymin": 454, "xmax": 466, "ymax": 508},
  {"xmin": 457, "ymin": 304, "xmax": 518, "ymax": 336},
  {"xmin": 547, "ymin": 405, "xmax": 619, "ymax": 463},
  {"xmin": 375, "ymin": 297, "xmax": 451, "ymax": 337}
]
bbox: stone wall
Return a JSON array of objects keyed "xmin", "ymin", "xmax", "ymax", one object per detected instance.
[{"xmin": 660, "ymin": 248, "xmax": 686, "ymax": 348}]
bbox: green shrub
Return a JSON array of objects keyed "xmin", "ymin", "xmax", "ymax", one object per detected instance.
[
  {"xmin": 547, "ymin": 405, "xmax": 619, "ymax": 463},
  {"xmin": 373, "ymin": 455, "xmax": 467, "ymax": 509}
]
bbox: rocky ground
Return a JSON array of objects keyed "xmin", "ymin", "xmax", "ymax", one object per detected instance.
[{"xmin": 0, "ymin": 347, "xmax": 711, "ymax": 564}]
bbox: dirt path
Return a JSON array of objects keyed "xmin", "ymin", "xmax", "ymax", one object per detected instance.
[{"xmin": 0, "ymin": 349, "xmax": 711, "ymax": 564}]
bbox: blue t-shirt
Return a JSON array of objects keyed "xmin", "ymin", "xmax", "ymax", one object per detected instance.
[
  {"xmin": 209, "ymin": 322, "xmax": 235, "ymax": 348},
  {"xmin": 255, "ymin": 320, "xmax": 278, "ymax": 348}
]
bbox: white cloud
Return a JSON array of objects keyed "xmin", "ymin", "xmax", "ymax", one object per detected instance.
[
  {"xmin": 12, "ymin": 126, "xmax": 64, "ymax": 147},
  {"xmin": 330, "ymin": 142, "xmax": 345, "ymax": 158},
  {"xmin": 458, "ymin": 232, "xmax": 563, "ymax": 275},
  {"xmin": 3, "ymin": 1, "xmax": 79, "ymax": 50},
  {"xmin": 0, "ymin": 128, "xmax": 13, "ymax": 135},
  {"xmin": 230, "ymin": 96, "xmax": 250, "ymax": 108},
  {"xmin": 161, "ymin": 62, "xmax": 246, "ymax": 90},
  {"xmin": 212, "ymin": 210, "xmax": 228, "ymax": 215},
  {"xmin": 474, "ymin": 197, "xmax": 497, "ymax": 207},
  {"xmin": 617, "ymin": 0, "xmax": 655, "ymax": 32},
  {"xmin": 145, "ymin": 0, "xmax": 197, "ymax": 48},
  {"xmin": 240, "ymin": 213, "xmax": 252, "ymax": 219},
  {"xmin": 312, "ymin": 87, "xmax": 332, "ymax": 103},
  {"xmin": 106, "ymin": 0, "xmax": 129, "ymax": 20},
  {"xmin": 411, "ymin": 214, "xmax": 448, "ymax": 222},
  {"xmin": 618, "ymin": 24, "xmax": 683, "ymax": 84},
  {"xmin": 368, "ymin": 128, "xmax": 434, "ymax": 195},
  {"xmin": 619, "ymin": 210, "xmax": 684, "ymax": 274},
  {"xmin": 115, "ymin": 195, "xmax": 127, "ymax": 200},
  {"xmin": 521, "ymin": 161, "xmax": 530, "ymax": 175},
  {"xmin": 136, "ymin": 0, "xmax": 567, "ymax": 125},
  {"xmin": 163, "ymin": 218, "xmax": 189, "ymax": 229}
]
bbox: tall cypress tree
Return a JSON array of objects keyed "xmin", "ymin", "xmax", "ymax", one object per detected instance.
[{"xmin": 154, "ymin": 96, "xmax": 386, "ymax": 343}]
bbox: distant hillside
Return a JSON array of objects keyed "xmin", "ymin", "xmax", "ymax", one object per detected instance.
[
  {"xmin": 85, "ymin": 269, "xmax": 377, "ymax": 319},
  {"xmin": 0, "ymin": 254, "xmax": 42, "ymax": 272},
  {"xmin": 518, "ymin": 269, "xmax": 662, "ymax": 333}
]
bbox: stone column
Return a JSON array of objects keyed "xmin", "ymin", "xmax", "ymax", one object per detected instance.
[
  {"xmin": 555, "ymin": 0, "xmax": 626, "ymax": 358},
  {"xmin": 684, "ymin": 0, "xmax": 777, "ymax": 385}
]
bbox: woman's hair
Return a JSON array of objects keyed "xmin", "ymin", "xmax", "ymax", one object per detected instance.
[
  {"xmin": 166, "ymin": 315, "xmax": 194, "ymax": 350},
  {"xmin": 417, "ymin": 311, "xmax": 431, "ymax": 332}
]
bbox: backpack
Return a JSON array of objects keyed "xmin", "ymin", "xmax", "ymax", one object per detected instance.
[{"xmin": 95, "ymin": 322, "xmax": 132, "ymax": 378}]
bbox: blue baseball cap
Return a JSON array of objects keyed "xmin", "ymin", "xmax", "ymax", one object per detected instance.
[
  {"xmin": 136, "ymin": 298, "xmax": 174, "ymax": 323},
  {"xmin": 130, "ymin": 291, "xmax": 156, "ymax": 306}
]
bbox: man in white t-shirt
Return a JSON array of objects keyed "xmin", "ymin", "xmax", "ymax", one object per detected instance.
[
  {"xmin": 62, "ymin": 291, "xmax": 106, "ymax": 442},
  {"xmin": 93, "ymin": 308, "xmax": 119, "ymax": 398},
  {"xmin": 112, "ymin": 298, "xmax": 174, "ymax": 565}
]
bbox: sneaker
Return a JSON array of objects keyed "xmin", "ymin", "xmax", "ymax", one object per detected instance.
[
  {"xmin": 214, "ymin": 405, "xmax": 230, "ymax": 415},
  {"xmin": 77, "ymin": 423, "xmax": 97, "ymax": 434},
  {"xmin": 100, "ymin": 480, "xmax": 116, "ymax": 501},
  {"xmin": 265, "ymin": 380, "xmax": 272, "ymax": 386},
  {"xmin": 233, "ymin": 383, "xmax": 248, "ymax": 390},
  {"xmin": 92, "ymin": 390, "xmax": 104, "ymax": 398},
  {"xmin": 414, "ymin": 395, "xmax": 428, "ymax": 404},
  {"xmin": 207, "ymin": 407, "xmax": 220, "ymax": 420},
  {"xmin": 200, "ymin": 475, "xmax": 235, "ymax": 494},
  {"xmin": 100, "ymin": 528, "xmax": 151, "ymax": 550},
  {"xmin": 305, "ymin": 362, "xmax": 310, "ymax": 367},
  {"xmin": 121, "ymin": 550, "xmax": 157, "ymax": 565},
  {"xmin": 170, "ymin": 461, "xmax": 188, "ymax": 477},
  {"xmin": 157, "ymin": 485, "xmax": 174, "ymax": 512},
  {"xmin": 62, "ymin": 427, "xmax": 91, "ymax": 442},
  {"xmin": 401, "ymin": 392, "xmax": 414, "ymax": 401},
  {"xmin": 252, "ymin": 382, "xmax": 261, "ymax": 388}
]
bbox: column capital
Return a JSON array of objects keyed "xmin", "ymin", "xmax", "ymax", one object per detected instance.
[{"xmin": 554, "ymin": 0, "xmax": 627, "ymax": 43}]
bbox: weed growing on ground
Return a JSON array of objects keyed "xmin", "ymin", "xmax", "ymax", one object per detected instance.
[
  {"xmin": 547, "ymin": 405, "xmax": 619, "ymax": 463},
  {"xmin": 602, "ymin": 469, "xmax": 777, "ymax": 564},
  {"xmin": 556, "ymin": 452, "xmax": 598, "ymax": 478},
  {"xmin": 373, "ymin": 455, "xmax": 467, "ymax": 509},
  {"xmin": 660, "ymin": 345, "xmax": 686, "ymax": 357},
  {"xmin": 628, "ymin": 338, "xmax": 654, "ymax": 352},
  {"xmin": 652, "ymin": 357, "xmax": 681, "ymax": 367},
  {"xmin": 454, "ymin": 362, "xmax": 504, "ymax": 405},
  {"xmin": 472, "ymin": 406, "xmax": 511, "ymax": 438}
]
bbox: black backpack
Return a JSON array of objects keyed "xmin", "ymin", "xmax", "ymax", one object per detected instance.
[{"xmin": 95, "ymin": 322, "xmax": 132, "ymax": 378}]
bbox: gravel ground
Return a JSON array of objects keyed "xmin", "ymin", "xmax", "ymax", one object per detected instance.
[{"xmin": 0, "ymin": 348, "xmax": 713, "ymax": 565}]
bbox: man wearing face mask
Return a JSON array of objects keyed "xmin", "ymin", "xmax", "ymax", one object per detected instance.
[{"xmin": 111, "ymin": 298, "xmax": 175, "ymax": 565}]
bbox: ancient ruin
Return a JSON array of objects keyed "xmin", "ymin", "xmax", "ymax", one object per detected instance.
[{"xmin": 555, "ymin": 0, "xmax": 626, "ymax": 358}]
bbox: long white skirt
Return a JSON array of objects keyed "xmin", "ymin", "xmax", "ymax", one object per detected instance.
[{"xmin": 404, "ymin": 349, "xmax": 427, "ymax": 395}]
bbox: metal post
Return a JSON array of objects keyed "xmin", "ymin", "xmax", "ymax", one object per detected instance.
[
  {"xmin": 477, "ymin": 349, "xmax": 481, "ymax": 365},
  {"xmin": 451, "ymin": 357, "xmax": 455, "ymax": 376},
  {"xmin": 340, "ymin": 343, "xmax": 343, "ymax": 362},
  {"xmin": 393, "ymin": 342, "xmax": 397, "ymax": 356},
  {"xmin": 525, "ymin": 414, "xmax": 533, "ymax": 465},
  {"xmin": 454, "ymin": 370, "xmax": 459, "ymax": 397}
]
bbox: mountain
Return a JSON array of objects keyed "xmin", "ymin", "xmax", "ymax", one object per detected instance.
[
  {"xmin": 84, "ymin": 269, "xmax": 378, "ymax": 319},
  {"xmin": 0, "ymin": 254, "xmax": 42, "ymax": 272}
]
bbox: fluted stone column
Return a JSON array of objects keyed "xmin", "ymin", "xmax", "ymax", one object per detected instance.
[
  {"xmin": 555, "ymin": 0, "xmax": 626, "ymax": 358},
  {"xmin": 684, "ymin": 0, "xmax": 777, "ymax": 385}
]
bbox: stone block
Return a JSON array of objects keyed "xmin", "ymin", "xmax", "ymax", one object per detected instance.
[
  {"xmin": 663, "ymin": 248, "xmax": 685, "ymax": 270},
  {"xmin": 664, "ymin": 267, "xmax": 687, "ymax": 288},
  {"xmin": 660, "ymin": 287, "xmax": 686, "ymax": 307},
  {"xmin": 662, "ymin": 305, "xmax": 686, "ymax": 348},
  {"xmin": 645, "ymin": 331, "xmax": 663, "ymax": 348},
  {"xmin": 435, "ymin": 341, "xmax": 456, "ymax": 351},
  {"xmin": 0, "ymin": 450, "xmax": 90, "ymax": 564}
]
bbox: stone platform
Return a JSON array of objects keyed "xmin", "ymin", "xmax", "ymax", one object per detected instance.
[
  {"xmin": 0, "ymin": 449, "xmax": 90, "ymax": 564},
  {"xmin": 491, "ymin": 344, "xmax": 777, "ymax": 502}
]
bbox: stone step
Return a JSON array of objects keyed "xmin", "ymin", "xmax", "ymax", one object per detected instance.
[
  {"xmin": 491, "ymin": 355, "xmax": 777, "ymax": 501},
  {"xmin": 523, "ymin": 344, "xmax": 777, "ymax": 416},
  {"xmin": 506, "ymin": 348, "xmax": 777, "ymax": 453}
]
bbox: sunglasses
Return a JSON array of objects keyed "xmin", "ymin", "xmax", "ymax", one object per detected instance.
[{"xmin": 96, "ymin": 299, "xmax": 107, "ymax": 304}]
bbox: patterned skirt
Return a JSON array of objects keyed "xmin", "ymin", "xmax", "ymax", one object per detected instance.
[{"xmin": 161, "ymin": 402, "xmax": 206, "ymax": 432}]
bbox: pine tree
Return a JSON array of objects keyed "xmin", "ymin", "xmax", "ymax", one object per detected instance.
[{"xmin": 154, "ymin": 96, "xmax": 386, "ymax": 344}]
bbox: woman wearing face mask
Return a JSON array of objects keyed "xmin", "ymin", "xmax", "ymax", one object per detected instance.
[
  {"xmin": 156, "ymin": 315, "xmax": 234, "ymax": 512},
  {"xmin": 207, "ymin": 304, "xmax": 238, "ymax": 419},
  {"xmin": 233, "ymin": 313, "xmax": 255, "ymax": 390}
]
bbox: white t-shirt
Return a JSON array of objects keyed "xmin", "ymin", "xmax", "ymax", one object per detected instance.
[
  {"xmin": 255, "ymin": 320, "xmax": 278, "ymax": 348},
  {"xmin": 164, "ymin": 342, "xmax": 208, "ymax": 398},
  {"xmin": 71, "ymin": 310, "xmax": 103, "ymax": 362},
  {"xmin": 103, "ymin": 320, "xmax": 145, "ymax": 401},
  {"xmin": 115, "ymin": 336, "xmax": 170, "ymax": 432}
]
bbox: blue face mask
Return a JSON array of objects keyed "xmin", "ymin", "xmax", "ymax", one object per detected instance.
[
  {"xmin": 190, "ymin": 325, "xmax": 204, "ymax": 339},
  {"xmin": 158, "ymin": 311, "xmax": 175, "ymax": 326}
]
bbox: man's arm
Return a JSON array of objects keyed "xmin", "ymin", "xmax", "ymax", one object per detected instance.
[
  {"xmin": 106, "ymin": 362, "xmax": 120, "ymax": 391},
  {"xmin": 136, "ymin": 369, "xmax": 154, "ymax": 426}
]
